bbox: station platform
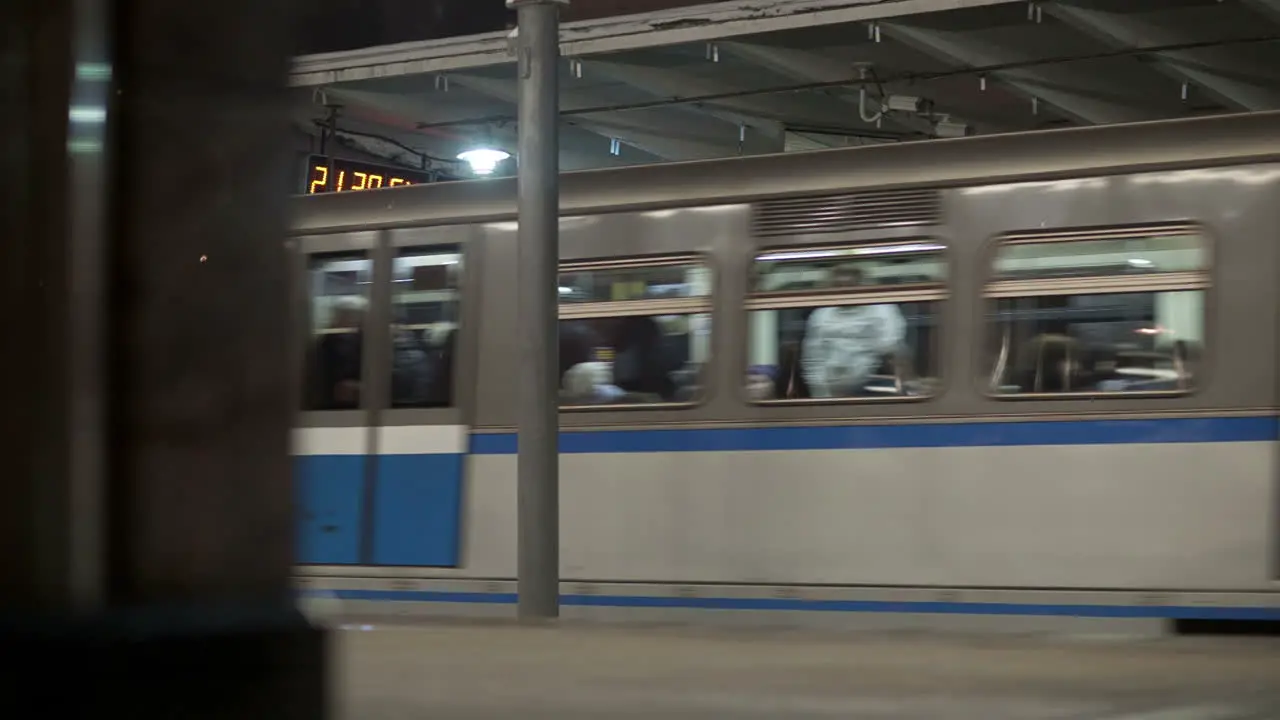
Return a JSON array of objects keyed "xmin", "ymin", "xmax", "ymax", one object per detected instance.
[{"xmin": 333, "ymin": 619, "xmax": 1280, "ymax": 719}]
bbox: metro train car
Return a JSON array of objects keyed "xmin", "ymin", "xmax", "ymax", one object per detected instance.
[{"xmin": 291, "ymin": 112, "xmax": 1280, "ymax": 633}]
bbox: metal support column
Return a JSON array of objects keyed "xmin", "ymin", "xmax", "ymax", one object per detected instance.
[{"xmin": 508, "ymin": 0, "xmax": 568, "ymax": 621}]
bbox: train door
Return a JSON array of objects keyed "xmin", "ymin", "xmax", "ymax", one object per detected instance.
[
  {"xmin": 366, "ymin": 228, "xmax": 471, "ymax": 567},
  {"xmin": 292, "ymin": 228, "xmax": 472, "ymax": 568},
  {"xmin": 292, "ymin": 231, "xmax": 378, "ymax": 565}
]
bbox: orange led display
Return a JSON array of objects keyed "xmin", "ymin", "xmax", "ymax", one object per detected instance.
[{"xmin": 304, "ymin": 154, "xmax": 431, "ymax": 194}]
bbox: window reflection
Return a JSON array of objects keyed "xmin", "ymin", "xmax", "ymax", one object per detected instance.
[
  {"xmin": 753, "ymin": 242, "xmax": 946, "ymax": 293},
  {"xmin": 558, "ymin": 262, "xmax": 705, "ymax": 302},
  {"xmin": 390, "ymin": 248, "xmax": 461, "ymax": 409},
  {"xmin": 305, "ymin": 253, "xmax": 372, "ymax": 411},
  {"xmin": 993, "ymin": 234, "xmax": 1207, "ymax": 280},
  {"xmin": 984, "ymin": 229, "xmax": 1206, "ymax": 396},
  {"xmin": 986, "ymin": 292, "xmax": 1201, "ymax": 394}
]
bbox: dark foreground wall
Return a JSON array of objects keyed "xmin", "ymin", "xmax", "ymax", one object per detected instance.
[{"xmin": 0, "ymin": 0, "xmax": 326, "ymax": 715}]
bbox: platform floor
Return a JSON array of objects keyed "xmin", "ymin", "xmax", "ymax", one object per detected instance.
[{"xmin": 334, "ymin": 620, "xmax": 1280, "ymax": 719}]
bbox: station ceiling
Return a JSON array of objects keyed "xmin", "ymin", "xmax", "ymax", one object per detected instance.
[{"xmin": 289, "ymin": 0, "xmax": 1280, "ymax": 176}]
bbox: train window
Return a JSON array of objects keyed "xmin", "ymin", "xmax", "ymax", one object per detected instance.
[
  {"xmin": 745, "ymin": 241, "xmax": 946, "ymax": 402},
  {"xmin": 984, "ymin": 227, "xmax": 1208, "ymax": 397},
  {"xmin": 304, "ymin": 252, "xmax": 372, "ymax": 411},
  {"xmin": 558, "ymin": 256, "xmax": 711, "ymax": 408},
  {"xmin": 559, "ymin": 262, "xmax": 704, "ymax": 303},
  {"xmin": 751, "ymin": 242, "xmax": 947, "ymax": 292},
  {"xmin": 993, "ymin": 232, "xmax": 1207, "ymax": 280},
  {"xmin": 389, "ymin": 247, "xmax": 461, "ymax": 409}
]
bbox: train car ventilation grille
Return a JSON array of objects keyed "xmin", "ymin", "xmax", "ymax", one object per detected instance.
[{"xmin": 751, "ymin": 189, "xmax": 941, "ymax": 237}]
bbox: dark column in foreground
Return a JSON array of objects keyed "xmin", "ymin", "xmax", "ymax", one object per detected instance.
[{"xmin": 0, "ymin": 0, "xmax": 325, "ymax": 716}]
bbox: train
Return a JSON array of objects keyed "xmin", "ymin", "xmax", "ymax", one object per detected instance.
[{"xmin": 292, "ymin": 111, "xmax": 1280, "ymax": 634}]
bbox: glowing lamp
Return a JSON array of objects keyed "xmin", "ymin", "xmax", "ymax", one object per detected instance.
[{"xmin": 457, "ymin": 148, "xmax": 511, "ymax": 176}]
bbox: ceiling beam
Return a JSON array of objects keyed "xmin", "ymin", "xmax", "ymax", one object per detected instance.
[
  {"xmin": 720, "ymin": 41, "xmax": 950, "ymax": 137},
  {"xmin": 568, "ymin": 115, "xmax": 766, "ymax": 160},
  {"xmin": 476, "ymin": 122, "xmax": 658, "ymax": 171},
  {"xmin": 444, "ymin": 72, "xmax": 761, "ymax": 160},
  {"xmin": 784, "ymin": 130, "xmax": 894, "ymax": 151},
  {"xmin": 317, "ymin": 86, "xmax": 496, "ymax": 134},
  {"xmin": 1044, "ymin": 2, "xmax": 1280, "ymax": 112},
  {"xmin": 290, "ymin": 0, "xmax": 1028, "ymax": 87},
  {"xmin": 582, "ymin": 60, "xmax": 791, "ymax": 139},
  {"xmin": 879, "ymin": 22, "xmax": 1160, "ymax": 125}
]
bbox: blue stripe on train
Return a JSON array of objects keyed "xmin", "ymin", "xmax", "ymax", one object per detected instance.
[
  {"xmin": 297, "ymin": 415, "xmax": 1277, "ymax": 566},
  {"xmin": 468, "ymin": 415, "xmax": 1279, "ymax": 455},
  {"xmin": 301, "ymin": 588, "xmax": 1280, "ymax": 621}
]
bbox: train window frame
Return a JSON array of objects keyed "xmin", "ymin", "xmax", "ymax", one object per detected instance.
[
  {"xmin": 557, "ymin": 253, "xmax": 715, "ymax": 412},
  {"xmin": 743, "ymin": 238, "xmax": 950, "ymax": 406},
  {"xmin": 384, "ymin": 243, "xmax": 465, "ymax": 412},
  {"xmin": 295, "ymin": 231, "xmax": 379, "ymax": 418},
  {"xmin": 979, "ymin": 223, "xmax": 1212, "ymax": 401}
]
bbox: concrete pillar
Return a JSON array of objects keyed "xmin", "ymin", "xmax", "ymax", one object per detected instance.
[{"xmin": 0, "ymin": 0, "xmax": 326, "ymax": 715}]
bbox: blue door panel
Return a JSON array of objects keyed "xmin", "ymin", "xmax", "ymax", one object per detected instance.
[
  {"xmin": 371, "ymin": 454, "xmax": 464, "ymax": 567},
  {"xmin": 295, "ymin": 455, "xmax": 365, "ymax": 564}
]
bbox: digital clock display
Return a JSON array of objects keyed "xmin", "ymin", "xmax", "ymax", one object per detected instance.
[{"xmin": 305, "ymin": 155, "xmax": 432, "ymax": 194}]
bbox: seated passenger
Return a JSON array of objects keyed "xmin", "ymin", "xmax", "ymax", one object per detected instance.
[
  {"xmin": 745, "ymin": 366, "xmax": 775, "ymax": 401},
  {"xmin": 1172, "ymin": 339, "xmax": 1197, "ymax": 389},
  {"xmin": 669, "ymin": 361, "xmax": 704, "ymax": 402},
  {"xmin": 428, "ymin": 326, "xmax": 457, "ymax": 406},
  {"xmin": 801, "ymin": 266, "xmax": 906, "ymax": 398},
  {"xmin": 311, "ymin": 296, "xmax": 365, "ymax": 410},
  {"xmin": 775, "ymin": 342, "xmax": 809, "ymax": 399},
  {"xmin": 390, "ymin": 325, "xmax": 435, "ymax": 407},
  {"xmin": 613, "ymin": 316, "xmax": 679, "ymax": 401},
  {"xmin": 561, "ymin": 361, "xmax": 625, "ymax": 404},
  {"xmin": 387, "ymin": 323, "xmax": 455, "ymax": 409},
  {"xmin": 1012, "ymin": 334, "xmax": 1092, "ymax": 393},
  {"xmin": 1097, "ymin": 342, "xmax": 1191, "ymax": 392},
  {"xmin": 559, "ymin": 320, "xmax": 599, "ymax": 380}
]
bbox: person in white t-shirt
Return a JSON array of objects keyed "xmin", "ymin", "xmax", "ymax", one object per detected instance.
[{"xmin": 801, "ymin": 265, "xmax": 906, "ymax": 398}]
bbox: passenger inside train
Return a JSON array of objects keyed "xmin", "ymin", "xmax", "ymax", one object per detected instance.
[
  {"xmin": 985, "ymin": 231, "xmax": 1204, "ymax": 394},
  {"xmin": 746, "ymin": 243, "xmax": 943, "ymax": 401},
  {"xmin": 309, "ymin": 295, "xmax": 366, "ymax": 410},
  {"xmin": 799, "ymin": 264, "xmax": 908, "ymax": 399},
  {"xmin": 557, "ymin": 260, "xmax": 709, "ymax": 405},
  {"xmin": 386, "ymin": 251, "xmax": 459, "ymax": 408},
  {"xmin": 302, "ymin": 230, "xmax": 1205, "ymax": 412},
  {"xmin": 558, "ymin": 315, "xmax": 703, "ymax": 405},
  {"xmin": 306, "ymin": 248, "xmax": 461, "ymax": 412}
]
